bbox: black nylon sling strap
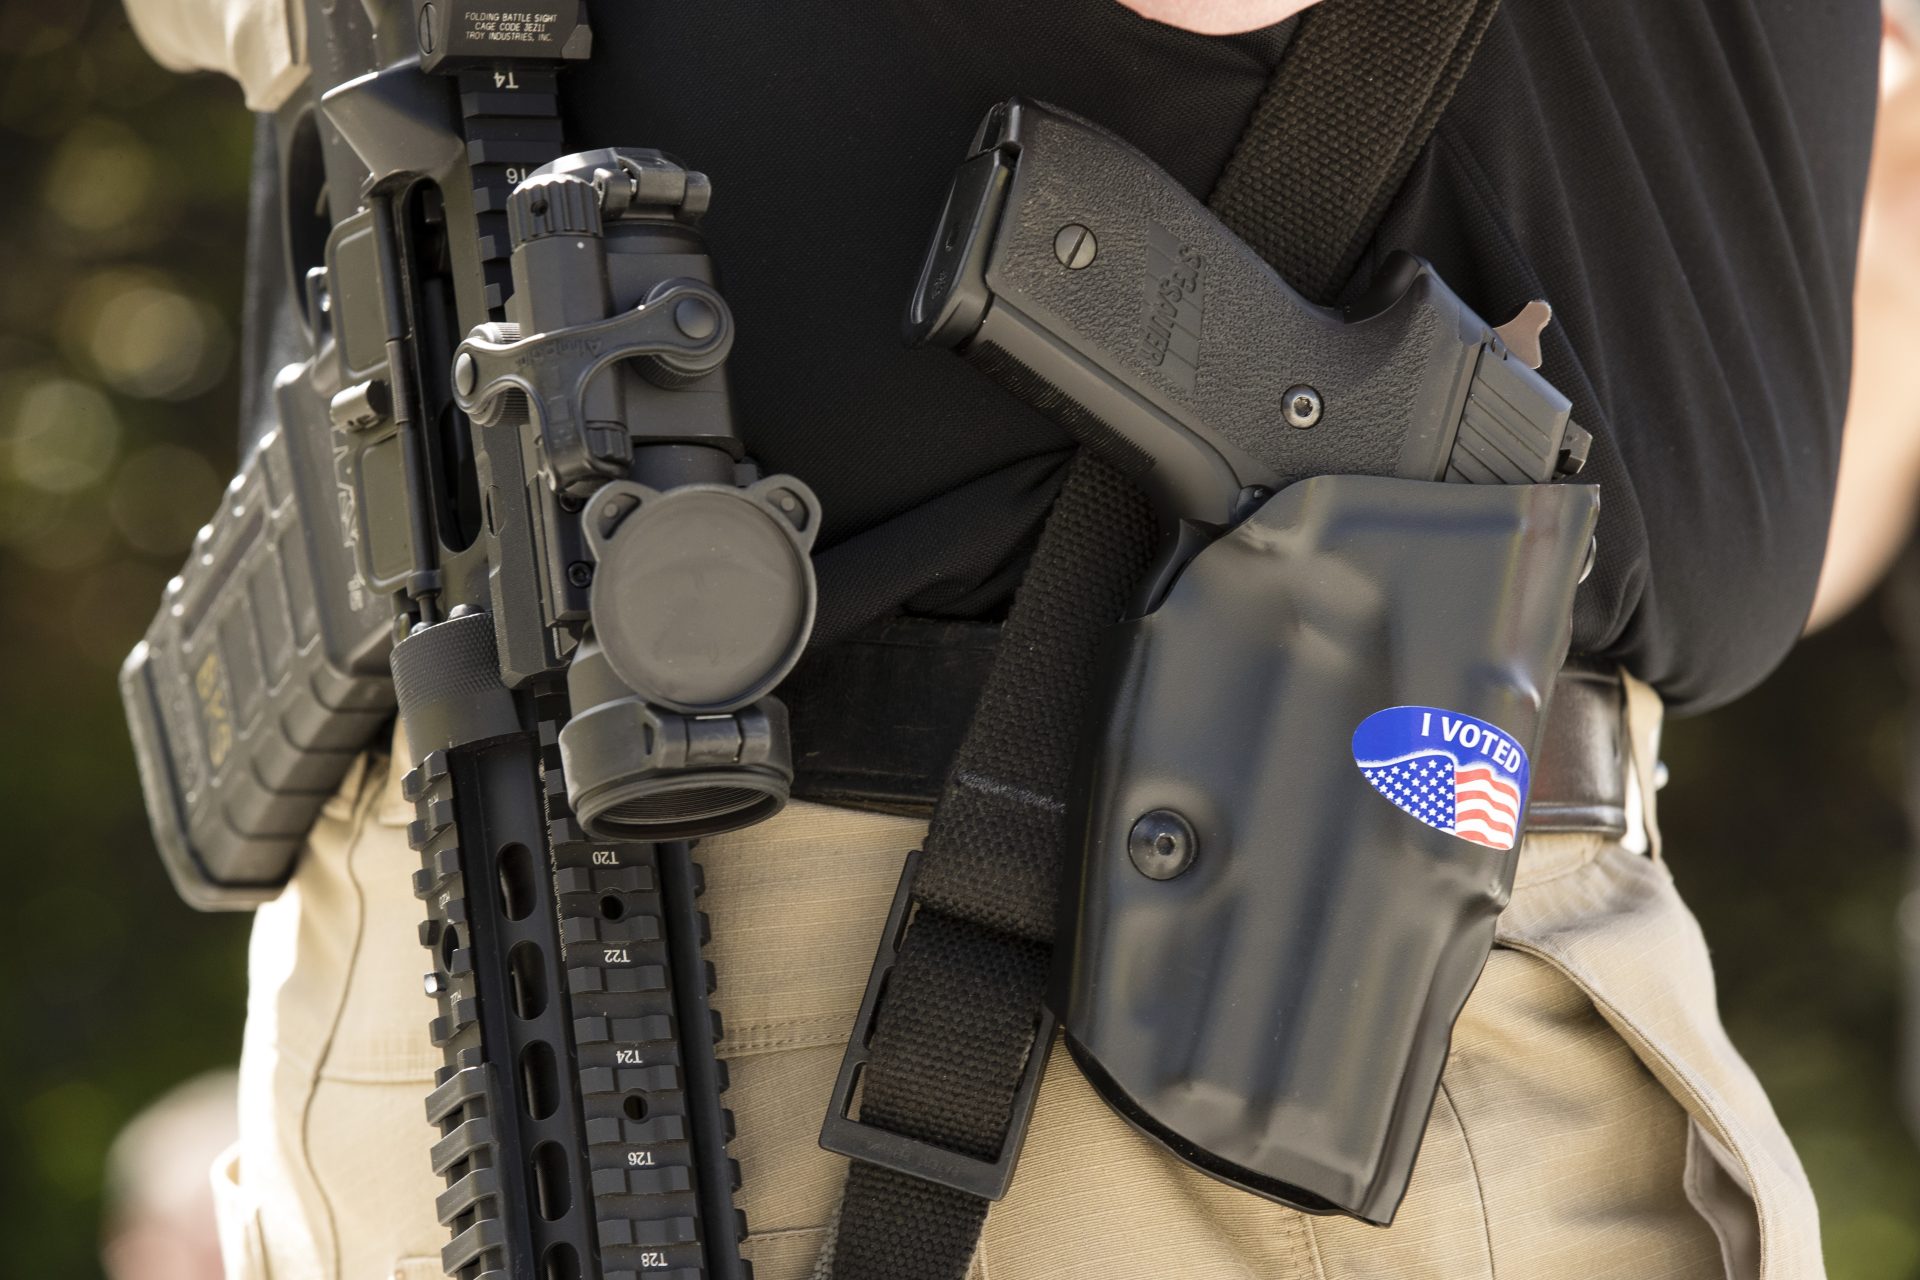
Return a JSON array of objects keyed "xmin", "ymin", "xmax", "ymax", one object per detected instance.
[
  {"xmin": 1212, "ymin": 0, "xmax": 1503, "ymax": 306},
  {"xmin": 821, "ymin": 4, "xmax": 1502, "ymax": 1277},
  {"xmin": 825, "ymin": 451, "xmax": 1158, "ymax": 1279}
]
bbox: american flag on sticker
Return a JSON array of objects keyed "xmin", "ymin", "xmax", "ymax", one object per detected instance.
[{"xmin": 1351, "ymin": 706, "xmax": 1531, "ymax": 851}]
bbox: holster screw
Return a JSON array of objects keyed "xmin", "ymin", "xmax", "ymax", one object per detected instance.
[
  {"xmin": 1128, "ymin": 809, "xmax": 1196, "ymax": 880},
  {"xmin": 1283, "ymin": 385, "xmax": 1323, "ymax": 429}
]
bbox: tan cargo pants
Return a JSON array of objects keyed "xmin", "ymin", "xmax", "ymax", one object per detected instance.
[{"xmin": 211, "ymin": 675, "xmax": 1823, "ymax": 1280}]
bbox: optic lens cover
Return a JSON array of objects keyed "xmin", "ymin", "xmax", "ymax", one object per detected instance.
[{"xmin": 584, "ymin": 477, "xmax": 820, "ymax": 714}]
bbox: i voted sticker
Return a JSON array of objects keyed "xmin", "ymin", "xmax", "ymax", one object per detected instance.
[{"xmin": 1351, "ymin": 706, "xmax": 1530, "ymax": 851}]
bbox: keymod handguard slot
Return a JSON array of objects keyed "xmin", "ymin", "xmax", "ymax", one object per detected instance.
[{"xmin": 1055, "ymin": 475, "xmax": 1598, "ymax": 1226}]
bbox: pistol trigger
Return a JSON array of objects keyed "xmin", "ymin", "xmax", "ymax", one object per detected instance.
[{"xmin": 1494, "ymin": 299, "xmax": 1552, "ymax": 370}]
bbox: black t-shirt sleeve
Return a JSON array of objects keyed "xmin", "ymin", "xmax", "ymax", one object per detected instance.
[{"xmin": 1363, "ymin": 0, "xmax": 1879, "ymax": 713}]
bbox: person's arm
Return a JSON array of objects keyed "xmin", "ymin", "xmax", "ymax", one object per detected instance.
[
  {"xmin": 1808, "ymin": 24, "xmax": 1920, "ymax": 630},
  {"xmin": 123, "ymin": 0, "xmax": 306, "ymax": 110}
]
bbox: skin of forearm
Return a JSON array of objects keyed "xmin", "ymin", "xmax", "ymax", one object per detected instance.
[
  {"xmin": 1807, "ymin": 49, "xmax": 1920, "ymax": 631},
  {"xmin": 1810, "ymin": 279, "xmax": 1920, "ymax": 630}
]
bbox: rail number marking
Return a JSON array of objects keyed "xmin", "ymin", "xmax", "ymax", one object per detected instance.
[
  {"xmin": 604, "ymin": 948, "xmax": 629, "ymax": 964},
  {"xmin": 627, "ymin": 1149, "xmax": 655, "ymax": 1167}
]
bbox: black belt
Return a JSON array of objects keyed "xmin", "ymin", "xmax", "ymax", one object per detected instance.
[
  {"xmin": 1530, "ymin": 658, "xmax": 1633, "ymax": 837},
  {"xmin": 788, "ymin": 618, "xmax": 1631, "ymax": 839}
]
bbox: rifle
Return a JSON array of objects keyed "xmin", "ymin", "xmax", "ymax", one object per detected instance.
[
  {"xmin": 118, "ymin": 3, "xmax": 805, "ymax": 1276},
  {"xmin": 119, "ymin": 16, "xmax": 1606, "ymax": 1274}
]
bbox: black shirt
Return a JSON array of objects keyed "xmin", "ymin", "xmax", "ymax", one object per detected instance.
[{"xmin": 565, "ymin": 0, "xmax": 1878, "ymax": 714}]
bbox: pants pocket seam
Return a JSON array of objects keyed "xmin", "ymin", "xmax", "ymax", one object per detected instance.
[
  {"xmin": 1435, "ymin": 1079, "xmax": 1498, "ymax": 1280},
  {"xmin": 1495, "ymin": 931, "xmax": 1773, "ymax": 1278},
  {"xmin": 1683, "ymin": 1120, "xmax": 1758, "ymax": 1280}
]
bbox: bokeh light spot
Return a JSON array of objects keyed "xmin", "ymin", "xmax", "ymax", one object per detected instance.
[
  {"xmin": 7, "ymin": 494, "xmax": 114, "ymax": 571},
  {"xmin": 42, "ymin": 118, "xmax": 156, "ymax": 234},
  {"xmin": 7, "ymin": 376, "xmax": 120, "ymax": 493},
  {"xmin": 69, "ymin": 271, "xmax": 229, "ymax": 400}
]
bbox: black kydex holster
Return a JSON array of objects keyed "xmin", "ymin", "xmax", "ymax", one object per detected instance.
[
  {"xmin": 908, "ymin": 99, "xmax": 1601, "ymax": 1225},
  {"xmin": 1057, "ymin": 474, "xmax": 1595, "ymax": 1225}
]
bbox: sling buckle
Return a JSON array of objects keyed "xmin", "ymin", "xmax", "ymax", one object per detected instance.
[{"xmin": 819, "ymin": 850, "xmax": 1053, "ymax": 1202}]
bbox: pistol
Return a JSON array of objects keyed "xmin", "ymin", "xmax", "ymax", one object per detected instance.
[{"xmin": 909, "ymin": 98, "xmax": 1589, "ymax": 601}]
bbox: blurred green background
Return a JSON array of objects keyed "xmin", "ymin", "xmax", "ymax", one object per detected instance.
[
  {"xmin": 0, "ymin": 4, "xmax": 254, "ymax": 1277},
  {"xmin": 1, "ymin": 2, "xmax": 1917, "ymax": 1278}
]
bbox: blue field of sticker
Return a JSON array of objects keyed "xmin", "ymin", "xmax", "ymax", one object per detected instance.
[{"xmin": 1351, "ymin": 706, "xmax": 1531, "ymax": 851}]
